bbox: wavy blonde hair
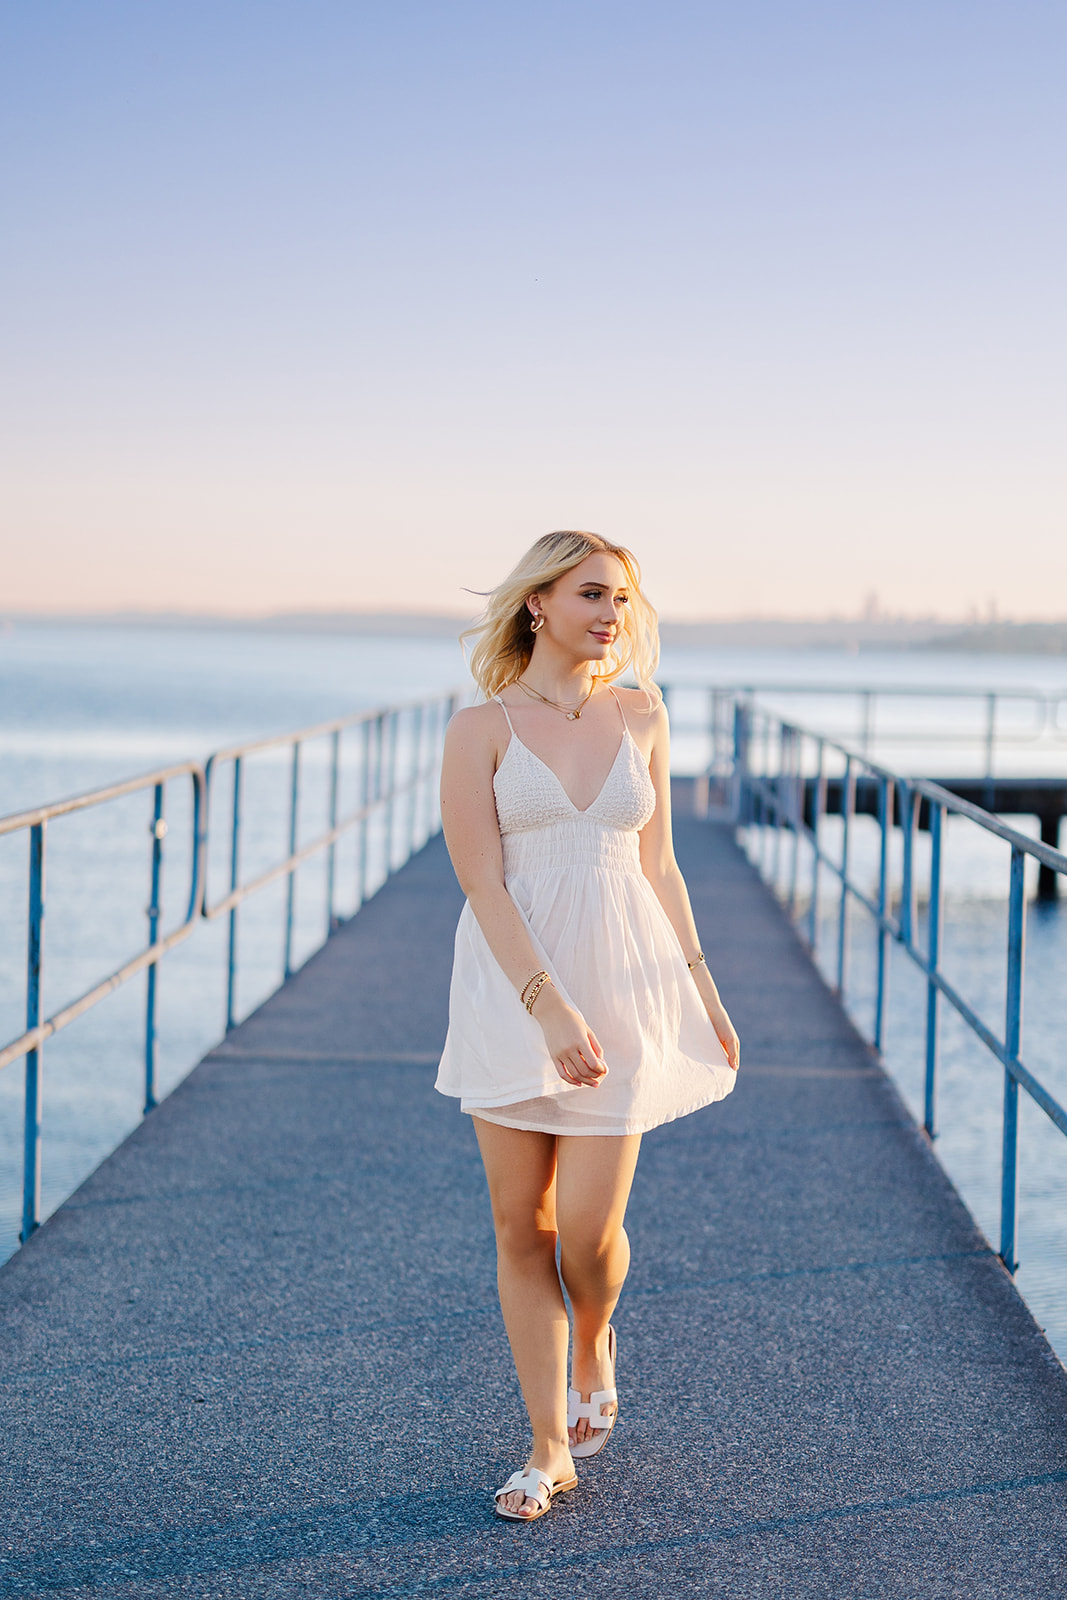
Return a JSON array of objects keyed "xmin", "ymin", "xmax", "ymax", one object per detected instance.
[{"xmin": 463, "ymin": 531, "xmax": 660, "ymax": 701}]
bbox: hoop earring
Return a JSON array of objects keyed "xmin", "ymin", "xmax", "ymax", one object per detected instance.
[{"xmin": 530, "ymin": 614, "xmax": 545, "ymax": 633}]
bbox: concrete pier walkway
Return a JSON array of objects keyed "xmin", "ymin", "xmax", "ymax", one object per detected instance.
[{"xmin": 2, "ymin": 804, "xmax": 1066, "ymax": 1597}]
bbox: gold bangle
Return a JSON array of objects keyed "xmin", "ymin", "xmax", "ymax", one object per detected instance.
[
  {"xmin": 687, "ymin": 952, "xmax": 706, "ymax": 970},
  {"xmin": 521, "ymin": 969, "xmax": 550, "ymax": 1007},
  {"xmin": 524, "ymin": 972, "xmax": 550, "ymax": 1011}
]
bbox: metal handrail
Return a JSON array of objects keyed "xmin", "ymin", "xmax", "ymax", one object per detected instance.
[
  {"xmin": 201, "ymin": 693, "xmax": 461, "ymax": 1028},
  {"xmin": 662, "ymin": 683, "xmax": 1067, "ymax": 782},
  {"xmin": 0, "ymin": 760, "xmax": 206, "ymax": 1242},
  {"xmin": 715, "ymin": 693, "xmax": 1067, "ymax": 1275},
  {"xmin": 0, "ymin": 689, "xmax": 464, "ymax": 1248}
]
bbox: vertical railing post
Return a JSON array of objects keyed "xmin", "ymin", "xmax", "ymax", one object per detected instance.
[
  {"xmin": 731, "ymin": 697, "xmax": 750, "ymax": 825},
  {"xmin": 923, "ymin": 802, "xmax": 944, "ymax": 1139},
  {"xmin": 21, "ymin": 821, "xmax": 45, "ymax": 1242},
  {"xmin": 787, "ymin": 727, "xmax": 802, "ymax": 919},
  {"xmin": 835, "ymin": 756, "xmax": 855, "ymax": 996},
  {"xmin": 807, "ymin": 740, "xmax": 826, "ymax": 951},
  {"xmin": 283, "ymin": 741, "xmax": 300, "ymax": 979},
  {"xmin": 370, "ymin": 711, "xmax": 386, "ymax": 894},
  {"xmin": 225, "ymin": 756, "xmax": 242, "ymax": 1031},
  {"xmin": 144, "ymin": 782, "xmax": 166, "ymax": 1112},
  {"xmin": 326, "ymin": 730, "xmax": 341, "ymax": 934},
  {"xmin": 758, "ymin": 712, "xmax": 773, "ymax": 871},
  {"xmin": 873, "ymin": 775, "xmax": 891, "ymax": 1053},
  {"xmin": 410, "ymin": 703, "xmax": 425, "ymax": 854},
  {"xmin": 385, "ymin": 710, "xmax": 399, "ymax": 876},
  {"xmin": 1000, "ymin": 845, "xmax": 1026, "ymax": 1272},
  {"xmin": 899, "ymin": 785, "xmax": 919, "ymax": 950},
  {"xmin": 357, "ymin": 718, "xmax": 372, "ymax": 910},
  {"xmin": 771, "ymin": 720, "xmax": 785, "ymax": 889}
]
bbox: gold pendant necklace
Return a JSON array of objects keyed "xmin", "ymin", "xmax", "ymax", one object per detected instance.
[{"xmin": 515, "ymin": 676, "xmax": 596, "ymax": 720}]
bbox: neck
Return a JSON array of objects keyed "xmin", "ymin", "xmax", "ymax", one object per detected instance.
[{"xmin": 520, "ymin": 646, "xmax": 596, "ymax": 702}]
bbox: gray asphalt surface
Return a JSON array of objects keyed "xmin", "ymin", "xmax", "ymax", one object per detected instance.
[{"xmin": 1, "ymin": 802, "xmax": 1066, "ymax": 1598}]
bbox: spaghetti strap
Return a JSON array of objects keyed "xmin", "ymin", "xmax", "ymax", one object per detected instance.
[
  {"xmin": 608, "ymin": 686, "xmax": 629, "ymax": 734},
  {"xmin": 493, "ymin": 695, "xmax": 516, "ymax": 736}
]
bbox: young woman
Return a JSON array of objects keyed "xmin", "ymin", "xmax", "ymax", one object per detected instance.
[{"xmin": 436, "ymin": 531, "xmax": 739, "ymax": 1522}]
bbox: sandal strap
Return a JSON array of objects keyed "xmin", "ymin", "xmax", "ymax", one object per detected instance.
[
  {"xmin": 567, "ymin": 1386, "xmax": 618, "ymax": 1427},
  {"xmin": 494, "ymin": 1468, "xmax": 552, "ymax": 1509}
]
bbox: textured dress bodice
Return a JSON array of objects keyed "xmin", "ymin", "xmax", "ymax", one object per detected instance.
[{"xmin": 492, "ymin": 725, "xmax": 655, "ymax": 877}]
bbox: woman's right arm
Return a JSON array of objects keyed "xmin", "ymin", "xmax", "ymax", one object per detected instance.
[{"xmin": 439, "ymin": 707, "xmax": 607, "ymax": 1088}]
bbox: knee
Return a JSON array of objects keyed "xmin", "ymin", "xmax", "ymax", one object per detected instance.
[
  {"xmin": 494, "ymin": 1209, "xmax": 558, "ymax": 1269},
  {"xmin": 560, "ymin": 1220, "xmax": 626, "ymax": 1272}
]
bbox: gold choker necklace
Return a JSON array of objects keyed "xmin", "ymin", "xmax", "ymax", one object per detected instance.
[{"xmin": 515, "ymin": 677, "xmax": 596, "ymax": 720}]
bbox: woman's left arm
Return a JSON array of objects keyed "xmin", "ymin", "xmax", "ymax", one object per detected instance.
[{"xmin": 636, "ymin": 699, "xmax": 740, "ymax": 1071}]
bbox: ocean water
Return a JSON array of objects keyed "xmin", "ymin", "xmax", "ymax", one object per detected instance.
[{"xmin": 0, "ymin": 621, "xmax": 1064, "ymax": 1358}]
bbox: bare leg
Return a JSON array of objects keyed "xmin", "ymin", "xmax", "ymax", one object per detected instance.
[
  {"xmin": 472, "ymin": 1117, "xmax": 572, "ymax": 1518},
  {"xmin": 555, "ymin": 1134, "xmax": 642, "ymax": 1447}
]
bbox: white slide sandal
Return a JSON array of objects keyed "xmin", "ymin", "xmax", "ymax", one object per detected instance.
[
  {"xmin": 494, "ymin": 1465, "xmax": 579, "ymax": 1522},
  {"xmin": 568, "ymin": 1324, "xmax": 619, "ymax": 1459}
]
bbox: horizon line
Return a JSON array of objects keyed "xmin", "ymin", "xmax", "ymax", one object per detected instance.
[{"xmin": 4, "ymin": 607, "xmax": 1064, "ymax": 629}]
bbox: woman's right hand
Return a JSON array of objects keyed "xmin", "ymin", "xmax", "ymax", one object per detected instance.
[{"xmin": 532, "ymin": 986, "xmax": 608, "ymax": 1087}]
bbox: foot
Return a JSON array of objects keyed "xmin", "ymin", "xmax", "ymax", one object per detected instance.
[
  {"xmin": 496, "ymin": 1444, "xmax": 575, "ymax": 1519},
  {"xmin": 569, "ymin": 1326, "xmax": 617, "ymax": 1449}
]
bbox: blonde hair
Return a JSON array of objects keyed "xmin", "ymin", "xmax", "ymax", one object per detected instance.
[{"xmin": 463, "ymin": 531, "xmax": 660, "ymax": 700}]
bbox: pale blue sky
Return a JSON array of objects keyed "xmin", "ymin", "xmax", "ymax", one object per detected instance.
[{"xmin": 2, "ymin": 1, "xmax": 1064, "ymax": 618}]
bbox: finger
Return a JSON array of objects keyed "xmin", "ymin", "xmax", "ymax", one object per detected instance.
[
  {"xmin": 566, "ymin": 1058, "xmax": 597, "ymax": 1084},
  {"xmin": 579, "ymin": 1046, "xmax": 608, "ymax": 1081},
  {"xmin": 582, "ymin": 1037, "xmax": 608, "ymax": 1076},
  {"xmin": 586, "ymin": 1028, "xmax": 606, "ymax": 1065},
  {"xmin": 568, "ymin": 1051, "xmax": 602, "ymax": 1085}
]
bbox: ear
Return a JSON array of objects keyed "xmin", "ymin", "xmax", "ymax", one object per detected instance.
[{"xmin": 525, "ymin": 593, "xmax": 541, "ymax": 617}]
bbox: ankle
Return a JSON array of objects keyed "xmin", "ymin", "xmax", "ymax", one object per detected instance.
[
  {"xmin": 572, "ymin": 1323, "xmax": 612, "ymax": 1361},
  {"xmin": 529, "ymin": 1433, "xmax": 572, "ymax": 1467}
]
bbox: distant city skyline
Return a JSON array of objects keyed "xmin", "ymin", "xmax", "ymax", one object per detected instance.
[{"xmin": 2, "ymin": 2, "xmax": 1065, "ymax": 620}]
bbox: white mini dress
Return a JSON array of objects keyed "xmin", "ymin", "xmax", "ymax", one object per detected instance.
[{"xmin": 434, "ymin": 692, "xmax": 737, "ymax": 1135}]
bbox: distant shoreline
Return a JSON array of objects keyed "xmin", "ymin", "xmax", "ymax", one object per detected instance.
[{"xmin": 3, "ymin": 611, "xmax": 1067, "ymax": 654}]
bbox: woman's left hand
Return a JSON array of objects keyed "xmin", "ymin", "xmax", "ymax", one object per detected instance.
[{"xmin": 707, "ymin": 999, "xmax": 740, "ymax": 1070}]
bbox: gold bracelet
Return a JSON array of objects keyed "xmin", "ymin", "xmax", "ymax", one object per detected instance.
[
  {"xmin": 521, "ymin": 969, "xmax": 550, "ymax": 1007},
  {"xmin": 524, "ymin": 973, "xmax": 553, "ymax": 1013},
  {"xmin": 687, "ymin": 952, "xmax": 706, "ymax": 970}
]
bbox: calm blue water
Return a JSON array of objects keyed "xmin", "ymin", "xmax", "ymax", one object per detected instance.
[{"xmin": 1, "ymin": 622, "xmax": 1065, "ymax": 1359}]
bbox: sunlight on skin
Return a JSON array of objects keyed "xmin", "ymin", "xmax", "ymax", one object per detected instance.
[{"xmin": 442, "ymin": 551, "xmax": 739, "ymax": 1520}]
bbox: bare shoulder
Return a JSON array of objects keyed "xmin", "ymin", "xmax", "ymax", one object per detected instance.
[
  {"xmin": 445, "ymin": 701, "xmax": 507, "ymax": 758},
  {"xmin": 616, "ymin": 685, "xmax": 668, "ymax": 727},
  {"xmin": 448, "ymin": 701, "xmax": 499, "ymax": 734}
]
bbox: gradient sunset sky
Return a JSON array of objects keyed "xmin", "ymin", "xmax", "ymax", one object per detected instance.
[{"xmin": 2, "ymin": 1, "xmax": 1064, "ymax": 620}]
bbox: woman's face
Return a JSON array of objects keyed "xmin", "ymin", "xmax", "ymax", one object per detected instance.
[{"xmin": 530, "ymin": 553, "xmax": 630, "ymax": 662}]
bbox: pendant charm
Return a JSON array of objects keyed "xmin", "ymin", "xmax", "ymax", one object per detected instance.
[{"xmin": 567, "ymin": 710, "xmax": 580, "ymax": 720}]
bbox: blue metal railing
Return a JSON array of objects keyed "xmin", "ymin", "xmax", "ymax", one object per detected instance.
[
  {"xmin": 0, "ymin": 689, "xmax": 462, "ymax": 1244},
  {"xmin": 704, "ymin": 691, "xmax": 1067, "ymax": 1275},
  {"xmin": 662, "ymin": 681, "xmax": 1067, "ymax": 783},
  {"xmin": 201, "ymin": 696, "xmax": 458, "ymax": 1030},
  {"xmin": 0, "ymin": 761, "xmax": 205, "ymax": 1241}
]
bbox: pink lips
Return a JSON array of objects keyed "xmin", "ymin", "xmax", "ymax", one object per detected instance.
[{"xmin": 590, "ymin": 632, "xmax": 614, "ymax": 643}]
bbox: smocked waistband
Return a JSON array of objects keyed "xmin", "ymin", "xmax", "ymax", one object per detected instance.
[{"xmin": 501, "ymin": 820, "xmax": 642, "ymax": 876}]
